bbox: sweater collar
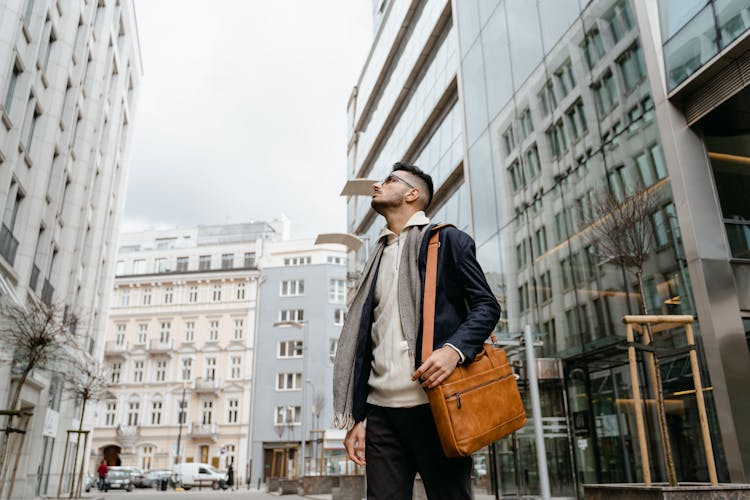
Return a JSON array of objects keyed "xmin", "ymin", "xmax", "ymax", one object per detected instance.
[{"xmin": 378, "ymin": 211, "xmax": 430, "ymax": 244}]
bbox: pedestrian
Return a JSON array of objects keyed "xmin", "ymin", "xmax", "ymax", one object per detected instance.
[
  {"xmin": 333, "ymin": 163, "xmax": 501, "ymax": 500},
  {"xmin": 97, "ymin": 459, "xmax": 108, "ymax": 492},
  {"xmin": 226, "ymin": 463, "xmax": 234, "ymax": 491}
]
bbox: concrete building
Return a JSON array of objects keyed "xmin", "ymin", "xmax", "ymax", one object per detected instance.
[
  {"xmin": 249, "ymin": 238, "xmax": 348, "ymax": 482},
  {"xmin": 0, "ymin": 0, "xmax": 141, "ymax": 497},
  {"xmin": 345, "ymin": 0, "xmax": 750, "ymax": 496},
  {"xmin": 91, "ymin": 222, "xmax": 279, "ymax": 484}
]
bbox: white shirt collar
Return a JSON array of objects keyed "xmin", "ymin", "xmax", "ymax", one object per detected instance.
[{"xmin": 378, "ymin": 211, "xmax": 430, "ymax": 243}]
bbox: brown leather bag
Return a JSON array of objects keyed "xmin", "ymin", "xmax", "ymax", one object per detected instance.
[{"xmin": 423, "ymin": 225, "xmax": 527, "ymax": 458}]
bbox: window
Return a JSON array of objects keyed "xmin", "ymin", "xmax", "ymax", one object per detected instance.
[
  {"xmin": 221, "ymin": 253, "xmax": 234, "ymax": 269},
  {"xmin": 127, "ymin": 401, "xmax": 140, "ymax": 426},
  {"xmin": 617, "ymin": 44, "xmax": 646, "ymax": 92},
  {"xmin": 566, "ymin": 100, "xmax": 588, "ymax": 140},
  {"xmin": 133, "ymin": 259, "xmax": 145, "ymax": 273},
  {"xmin": 561, "ymin": 257, "xmax": 573, "ymax": 290},
  {"xmin": 111, "ymin": 362, "xmax": 121, "ymax": 383},
  {"xmin": 583, "ymin": 29, "xmax": 605, "ymax": 67},
  {"xmin": 535, "ymin": 227, "xmax": 548, "ymax": 255},
  {"xmin": 607, "ymin": 165, "xmax": 630, "ymax": 201},
  {"xmin": 236, "ymin": 282, "xmax": 246, "ymax": 300},
  {"xmin": 277, "ymin": 372, "xmax": 302, "ymax": 391},
  {"xmin": 181, "ymin": 358, "xmax": 192, "ymax": 381},
  {"xmin": 199, "ymin": 255, "xmax": 211, "ymax": 270},
  {"xmin": 518, "ymin": 283, "xmax": 530, "ymax": 312},
  {"xmin": 284, "ymin": 256, "xmax": 311, "ymax": 266},
  {"xmin": 177, "ymin": 399, "xmax": 188, "ymax": 424},
  {"xmin": 120, "ymin": 289, "xmax": 130, "ymax": 307},
  {"xmin": 188, "ymin": 286, "xmax": 198, "ymax": 303},
  {"xmin": 133, "ymin": 360, "xmax": 144, "ymax": 382},
  {"xmin": 274, "ymin": 405, "xmax": 301, "ymax": 425},
  {"xmin": 4, "ymin": 60, "xmax": 20, "ymax": 114},
  {"xmin": 278, "ymin": 340, "xmax": 303, "ymax": 358},
  {"xmin": 327, "ymin": 255, "xmax": 345, "ymax": 265},
  {"xmin": 539, "ymin": 270, "xmax": 552, "ymax": 303},
  {"xmin": 212, "ymin": 284, "xmax": 222, "ymax": 302},
  {"xmin": 329, "ymin": 338, "xmax": 338, "ymax": 364},
  {"xmin": 607, "ymin": 0, "xmax": 634, "ymax": 43},
  {"xmin": 329, "ymin": 279, "xmax": 345, "ymax": 303},
  {"xmin": 233, "ymin": 319, "xmax": 243, "ymax": 340},
  {"xmin": 209, "ymin": 320, "xmax": 219, "ymax": 341},
  {"xmin": 202, "ymin": 400, "xmax": 213, "ymax": 425},
  {"xmin": 227, "ymin": 399, "xmax": 239, "ymax": 423},
  {"xmin": 525, "ymin": 145, "xmax": 541, "ymax": 179},
  {"xmin": 162, "ymin": 287, "xmax": 173, "ymax": 304},
  {"xmin": 502, "ymin": 126, "xmax": 516, "ymax": 155},
  {"xmin": 142, "ymin": 288, "xmax": 152, "ymax": 305},
  {"xmin": 22, "ymin": 99, "xmax": 39, "ymax": 153},
  {"xmin": 105, "ymin": 400, "xmax": 117, "ymax": 426},
  {"xmin": 519, "ymin": 108, "xmax": 533, "ymax": 139},
  {"xmin": 516, "ymin": 241, "xmax": 528, "ymax": 269},
  {"xmin": 115, "ymin": 261, "xmax": 126, "ymax": 275},
  {"xmin": 555, "ymin": 211, "xmax": 568, "ymax": 242},
  {"xmin": 116, "ymin": 324, "xmax": 126, "ymax": 345},
  {"xmin": 154, "ymin": 258, "xmax": 168, "ymax": 273},
  {"xmin": 159, "ymin": 322, "xmax": 171, "ymax": 343},
  {"xmin": 334, "ymin": 308, "xmax": 347, "ymax": 326},
  {"xmin": 155, "ymin": 360, "xmax": 167, "ymax": 382},
  {"xmin": 137, "ymin": 324, "xmax": 147, "ymax": 344},
  {"xmin": 538, "ymin": 80, "xmax": 557, "ymax": 116},
  {"xmin": 230, "ymin": 356, "xmax": 241, "ymax": 379},
  {"xmin": 593, "ymin": 72, "xmax": 617, "ymax": 114},
  {"xmin": 140, "ymin": 446, "xmax": 154, "ymax": 470},
  {"xmin": 185, "ymin": 321, "xmax": 194, "ymax": 342},
  {"xmin": 243, "ymin": 252, "xmax": 256, "ymax": 267},
  {"xmin": 176, "ymin": 256, "xmax": 189, "ymax": 271},
  {"xmin": 151, "ymin": 401, "xmax": 162, "ymax": 425},
  {"xmin": 546, "ymin": 120, "xmax": 567, "ymax": 158},
  {"xmin": 508, "ymin": 160, "xmax": 525, "ymax": 191},
  {"xmin": 554, "ymin": 60, "xmax": 575, "ymax": 97},
  {"xmin": 205, "ymin": 358, "xmax": 217, "ymax": 381},
  {"xmin": 280, "ymin": 280, "xmax": 304, "ymax": 296},
  {"xmin": 279, "ymin": 309, "xmax": 304, "ymax": 322}
]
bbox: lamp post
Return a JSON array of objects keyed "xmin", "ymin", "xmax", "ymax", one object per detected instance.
[
  {"xmin": 175, "ymin": 381, "xmax": 188, "ymax": 466},
  {"xmin": 274, "ymin": 320, "xmax": 308, "ymax": 478}
]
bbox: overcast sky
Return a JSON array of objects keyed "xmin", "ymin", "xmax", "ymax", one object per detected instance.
[{"xmin": 123, "ymin": 1, "xmax": 373, "ymax": 238}]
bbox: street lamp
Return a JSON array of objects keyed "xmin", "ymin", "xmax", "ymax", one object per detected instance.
[
  {"xmin": 273, "ymin": 320, "xmax": 308, "ymax": 477},
  {"xmin": 175, "ymin": 381, "xmax": 189, "ymax": 467}
]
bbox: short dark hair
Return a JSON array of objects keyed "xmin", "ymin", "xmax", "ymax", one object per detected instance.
[{"xmin": 392, "ymin": 162, "xmax": 434, "ymax": 208}]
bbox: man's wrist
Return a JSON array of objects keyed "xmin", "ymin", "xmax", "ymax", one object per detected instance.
[{"xmin": 443, "ymin": 343, "xmax": 464, "ymax": 363}]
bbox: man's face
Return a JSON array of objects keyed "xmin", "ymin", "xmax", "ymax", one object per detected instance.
[{"xmin": 371, "ymin": 172, "xmax": 417, "ymax": 214}]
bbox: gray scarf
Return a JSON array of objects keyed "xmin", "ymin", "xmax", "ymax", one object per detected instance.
[{"xmin": 332, "ymin": 223, "xmax": 429, "ymax": 429}]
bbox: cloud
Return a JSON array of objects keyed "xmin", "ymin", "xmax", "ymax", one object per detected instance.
[{"xmin": 125, "ymin": 0, "xmax": 372, "ymax": 238}]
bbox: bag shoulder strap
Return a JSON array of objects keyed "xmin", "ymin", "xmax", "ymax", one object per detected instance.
[{"xmin": 421, "ymin": 224, "xmax": 453, "ymax": 362}]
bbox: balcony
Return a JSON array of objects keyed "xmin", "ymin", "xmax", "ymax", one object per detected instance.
[
  {"xmin": 147, "ymin": 338, "xmax": 174, "ymax": 356},
  {"xmin": 193, "ymin": 377, "xmax": 221, "ymax": 395},
  {"xmin": 104, "ymin": 341, "xmax": 130, "ymax": 359},
  {"xmin": 190, "ymin": 422, "xmax": 218, "ymax": 442},
  {"xmin": 0, "ymin": 224, "xmax": 19, "ymax": 266}
]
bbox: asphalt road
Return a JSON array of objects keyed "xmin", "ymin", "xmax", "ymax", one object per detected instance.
[{"xmin": 83, "ymin": 487, "xmax": 316, "ymax": 500}]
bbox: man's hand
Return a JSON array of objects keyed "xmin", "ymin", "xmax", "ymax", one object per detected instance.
[
  {"xmin": 412, "ymin": 346, "xmax": 460, "ymax": 389},
  {"xmin": 344, "ymin": 421, "xmax": 366, "ymax": 465}
]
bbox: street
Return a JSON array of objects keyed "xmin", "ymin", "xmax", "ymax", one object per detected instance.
[{"xmin": 83, "ymin": 488, "xmax": 318, "ymax": 500}]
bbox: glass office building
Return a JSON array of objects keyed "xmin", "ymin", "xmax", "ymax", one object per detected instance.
[{"xmin": 347, "ymin": 0, "xmax": 750, "ymax": 496}]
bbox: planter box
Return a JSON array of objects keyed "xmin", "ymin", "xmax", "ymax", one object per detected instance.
[
  {"xmin": 303, "ymin": 475, "xmax": 334, "ymax": 494},
  {"xmin": 585, "ymin": 483, "xmax": 750, "ymax": 499},
  {"xmin": 279, "ymin": 479, "xmax": 300, "ymax": 495},
  {"xmin": 266, "ymin": 478, "xmax": 280, "ymax": 492},
  {"xmin": 333, "ymin": 475, "xmax": 365, "ymax": 500}
]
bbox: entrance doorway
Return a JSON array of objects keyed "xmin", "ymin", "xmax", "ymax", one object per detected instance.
[{"xmin": 102, "ymin": 445, "xmax": 122, "ymax": 466}]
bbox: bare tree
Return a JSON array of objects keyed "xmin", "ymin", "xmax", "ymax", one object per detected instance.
[
  {"xmin": 61, "ymin": 355, "xmax": 109, "ymax": 498},
  {"xmin": 585, "ymin": 185, "xmax": 678, "ymax": 485},
  {"xmin": 0, "ymin": 299, "xmax": 78, "ymax": 499}
]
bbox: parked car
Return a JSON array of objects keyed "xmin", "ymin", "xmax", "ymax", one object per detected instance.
[
  {"xmin": 144, "ymin": 469, "xmax": 174, "ymax": 489},
  {"xmin": 172, "ymin": 462, "xmax": 227, "ymax": 490},
  {"xmin": 104, "ymin": 468, "xmax": 134, "ymax": 492},
  {"xmin": 113, "ymin": 466, "xmax": 148, "ymax": 488}
]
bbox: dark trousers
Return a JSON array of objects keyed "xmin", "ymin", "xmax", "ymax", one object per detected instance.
[{"xmin": 365, "ymin": 404, "xmax": 472, "ymax": 500}]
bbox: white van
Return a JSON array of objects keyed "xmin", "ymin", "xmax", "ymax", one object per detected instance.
[{"xmin": 172, "ymin": 462, "xmax": 227, "ymax": 490}]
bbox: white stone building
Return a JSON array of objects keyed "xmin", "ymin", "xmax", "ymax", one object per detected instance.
[
  {"xmin": 0, "ymin": 0, "xmax": 141, "ymax": 497},
  {"xmin": 92, "ymin": 222, "xmax": 280, "ymax": 484}
]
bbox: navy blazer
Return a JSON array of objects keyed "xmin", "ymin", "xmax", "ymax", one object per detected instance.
[{"xmin": 352, "ymin": 225, "xmax": 502, "ymax": 423}]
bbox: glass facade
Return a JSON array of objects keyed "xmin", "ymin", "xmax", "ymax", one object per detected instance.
[
  {"xmin": 659, "ymin": 0, "xmax": 750, "ymax": 90},
  {"xmin": 347, "ymin": 0, "xmax": 735, "ymax": 496}
]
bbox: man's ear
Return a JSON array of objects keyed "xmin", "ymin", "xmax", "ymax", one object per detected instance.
[{"xmin": 405, "ymin": 188, "xmax": 420, "ymax": 205}]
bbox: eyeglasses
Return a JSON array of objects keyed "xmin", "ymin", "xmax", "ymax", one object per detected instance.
[{"xmin": 381, "ymin": 173, "xmax": 415, "ymax": 189}]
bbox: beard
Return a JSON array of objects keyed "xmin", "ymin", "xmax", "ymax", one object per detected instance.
[{"xmin": 371, "ymin": 195, "xmax": 402, "ymax": 215}]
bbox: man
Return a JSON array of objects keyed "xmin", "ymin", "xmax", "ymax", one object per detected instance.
[
  {"xmin": 97, "ymin": 459, "xmax": 108, "ymax": 492},
  {"xmin": 333, "ymin": 163, "xmax": 501, "ymax": 499}
]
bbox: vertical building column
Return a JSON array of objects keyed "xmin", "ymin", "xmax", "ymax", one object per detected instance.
[{"xmin": 633, "ymin": 0, "xmax": 750, "ymax": 483}]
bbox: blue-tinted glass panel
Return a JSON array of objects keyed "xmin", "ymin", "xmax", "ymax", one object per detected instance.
[
  {"xmin": 456, "ymin": 0, "xmax": 482, "ymax": 56},
  {"xmin": 467, "ymin": 131, "xmax": 498, "ymax": 244},
  {"xmin": 715, "ymin": 0, "xmax": 750, "ymax": 48},
  {"xmin": 462, "ymin": 41, "xmax": 490, "ymax": 146},
  {"xmin": 538, "ymin": 0, "xmax": 581, "ymax": 54},
  {"xmin": 658, "ymin": 0, "xmax": 709, "ymax": 40},
  {"xmin": 481, "ymin": 5, "xmax": 513, "ymax": 121},
  {"xmin": 663, "ymin": 5, "xmax": 718, "ymax": 90},
  {"xmin": 506, "ymin": 0, "xmax": 544, "ymax": 90}
]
